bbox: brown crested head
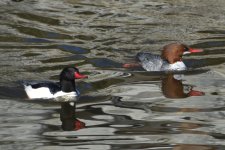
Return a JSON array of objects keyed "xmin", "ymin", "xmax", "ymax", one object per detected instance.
[{"xmin": 161, "ymin": 43, "xmax": 189, "ymax": 64}]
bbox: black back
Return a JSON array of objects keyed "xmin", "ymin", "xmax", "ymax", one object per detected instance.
[{"xmin": 29, "ymin": 81, "xmax": 61, "ymax": 94}]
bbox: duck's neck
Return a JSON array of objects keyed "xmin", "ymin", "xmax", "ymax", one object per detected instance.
[
  {"xmin": 60, "ymin": 79, "xmax": 76, "ymax": 92},
  {"xmin": 169, "ymin": 61, "xmax": 187, "ymax": 70}
]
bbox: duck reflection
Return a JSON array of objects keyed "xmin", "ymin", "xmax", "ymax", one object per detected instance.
[
  {"xmin": 11, "ymin": 0, "xmax": 24, "ymax": 2},
  {"xmin": 161, "ymin": 74, "xmax": 204, "ymax": 99},
  {"xmin": 60, "ymin": 102, "xmax": 85, "ymax": 131},
  {"xmin": 173, "ymin": 144, "xmax": 216, "ymax": 150}
]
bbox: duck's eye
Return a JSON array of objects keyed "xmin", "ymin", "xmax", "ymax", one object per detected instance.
[{"xmin": 184, "ymin": 47, "xmax": 189, "ymax": 51}]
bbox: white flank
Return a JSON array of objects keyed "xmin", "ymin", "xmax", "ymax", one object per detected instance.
[
  {"xmin": 169, "ymin": 61, "xmax": 187, "ymax": 71},
  {"xmin": 24, "ymin": 85, "xmax": 54, "ymax": 99},
  {"xmin": 24, "ymin": 85, "xmax": 78, "ymax": 100}
]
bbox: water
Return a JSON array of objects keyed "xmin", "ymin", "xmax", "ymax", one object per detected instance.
[{"xmin": 0, "ymin": 0, "xmax": 225, "ymax": 149}]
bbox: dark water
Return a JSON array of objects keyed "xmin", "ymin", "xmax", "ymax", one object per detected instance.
[{"xmin": 1, "ymin": 0, "xmax": 225, "ymax": 149}]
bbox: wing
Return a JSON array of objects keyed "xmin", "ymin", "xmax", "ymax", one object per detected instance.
[
  {"xmin": 136, "ymin": 52, "xmax": 163, "ymax": 71},
  {"xmin": 22, "ymin": 80, "xmax": 61, "ymax": 94}
]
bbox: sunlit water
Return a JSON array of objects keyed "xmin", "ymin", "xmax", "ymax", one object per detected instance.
[{"xmin": 0, "ymin": 0, "xmax": 225, "ymax": 149}]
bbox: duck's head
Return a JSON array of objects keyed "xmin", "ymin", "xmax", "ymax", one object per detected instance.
[
  {"xmin": 60, "ymin": 67, "xmax": 88, "ymax": 81},
  {"xmin": 161, "ymin": 43, "xmax": 203, "ymax": 64}
]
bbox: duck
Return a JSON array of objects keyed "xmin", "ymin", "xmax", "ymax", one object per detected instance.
[
  {"xmin": 23, "ymin": 67, "xmax": 87, "ymax": 100},
  {"xmin": 123, "ymin": 43, "xmax": 203, "ymax": 71}
]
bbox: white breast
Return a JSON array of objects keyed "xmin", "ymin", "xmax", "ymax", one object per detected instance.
[
  {"xmin": 169, "ymin": 61, "xmax": 187, "ymax": 71},
  {"xmin": 54, "ymin": 91, "xmax": 78, "ymax": 101}
]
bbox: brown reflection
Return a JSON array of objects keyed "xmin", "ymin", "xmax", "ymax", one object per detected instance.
[
  {"xmin": 11, "ymin": 0, "xmax": 24, "ymax": 2},
  {"xmin": 161, "ymin": 74, "xmax": 205, "ymax": 99},
  {"xmin": 173, "ymin": 144, "xmax": 216, "ymax": 150},
  {"xmin": 178, "ymin": 122, "xmax": 202, "ymax": 130},
  {"xmin": 60, "ymin": 102, "xmax": 85, "ymax": 131},
  {"xmin": 179, "ymin": 108, "xmax": 202, "ymax": 113}
]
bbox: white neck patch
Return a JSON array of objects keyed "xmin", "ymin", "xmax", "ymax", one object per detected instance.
[{"xmin": 169, "ymin": 61, "xmax": 187, "ymax": 71}]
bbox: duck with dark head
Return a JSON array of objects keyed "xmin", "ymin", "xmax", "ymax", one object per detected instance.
[{"xmin": 23, "ymin": 66, "xmax": 88, "ymax": 101}]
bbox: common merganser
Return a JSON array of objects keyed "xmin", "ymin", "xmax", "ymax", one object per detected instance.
[
  {"xmin": 123, "ymin": 43, "xmax": 203, "ymax": 71},
  {"xmin": 23, "ymin": 67, "xmax": 87, "ymax": 100}
]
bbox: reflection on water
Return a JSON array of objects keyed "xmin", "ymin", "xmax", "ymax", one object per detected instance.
[
  {"xmin": 60, "ymin": 102, "xmax": 85, "ymax": 131},
  {"xmin": 1, "ymin": 0, "xmax": 225, "ymax": 149},
  {"xmin": 173, "ymin": 145, "xmax": 216, "ymax": 150},
  {"xmin": 161, "ymin": 74, "xmax": 205, "ymax": 98}
]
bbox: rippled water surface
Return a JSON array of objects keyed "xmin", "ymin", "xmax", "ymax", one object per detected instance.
[{"xmin": 1, "ymin": 0, "xmax": 225, "ymax": 149}]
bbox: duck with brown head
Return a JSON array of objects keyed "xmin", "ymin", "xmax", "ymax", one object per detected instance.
[{"xmin": 123, "ymin": 43, "xmax": 203, "ymax": 71}]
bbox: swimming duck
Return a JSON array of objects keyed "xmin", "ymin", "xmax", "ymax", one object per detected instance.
[
  {"xmin": 23, "ymin": 67, "xmax": 87, "ymax": 100},
  {"xmin": 123, "ymin": 43, "xmax": 203, "ymax": 71}
]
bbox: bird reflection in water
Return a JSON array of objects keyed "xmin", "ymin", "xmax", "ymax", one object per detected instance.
[
  {"xmin": 161, "ymin": 74, "xmax": 205, "ymax": 99},
  {"xmin": 60, "ymin": 102, "xmax": 85, "ymax": 131},
  {"xmin": 11, "ymin": 0, "xmax": 24, "ymax": 2},
  {"xmin": 173, "ymin": 144, "xmax": 216, "ymax": 150}
]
